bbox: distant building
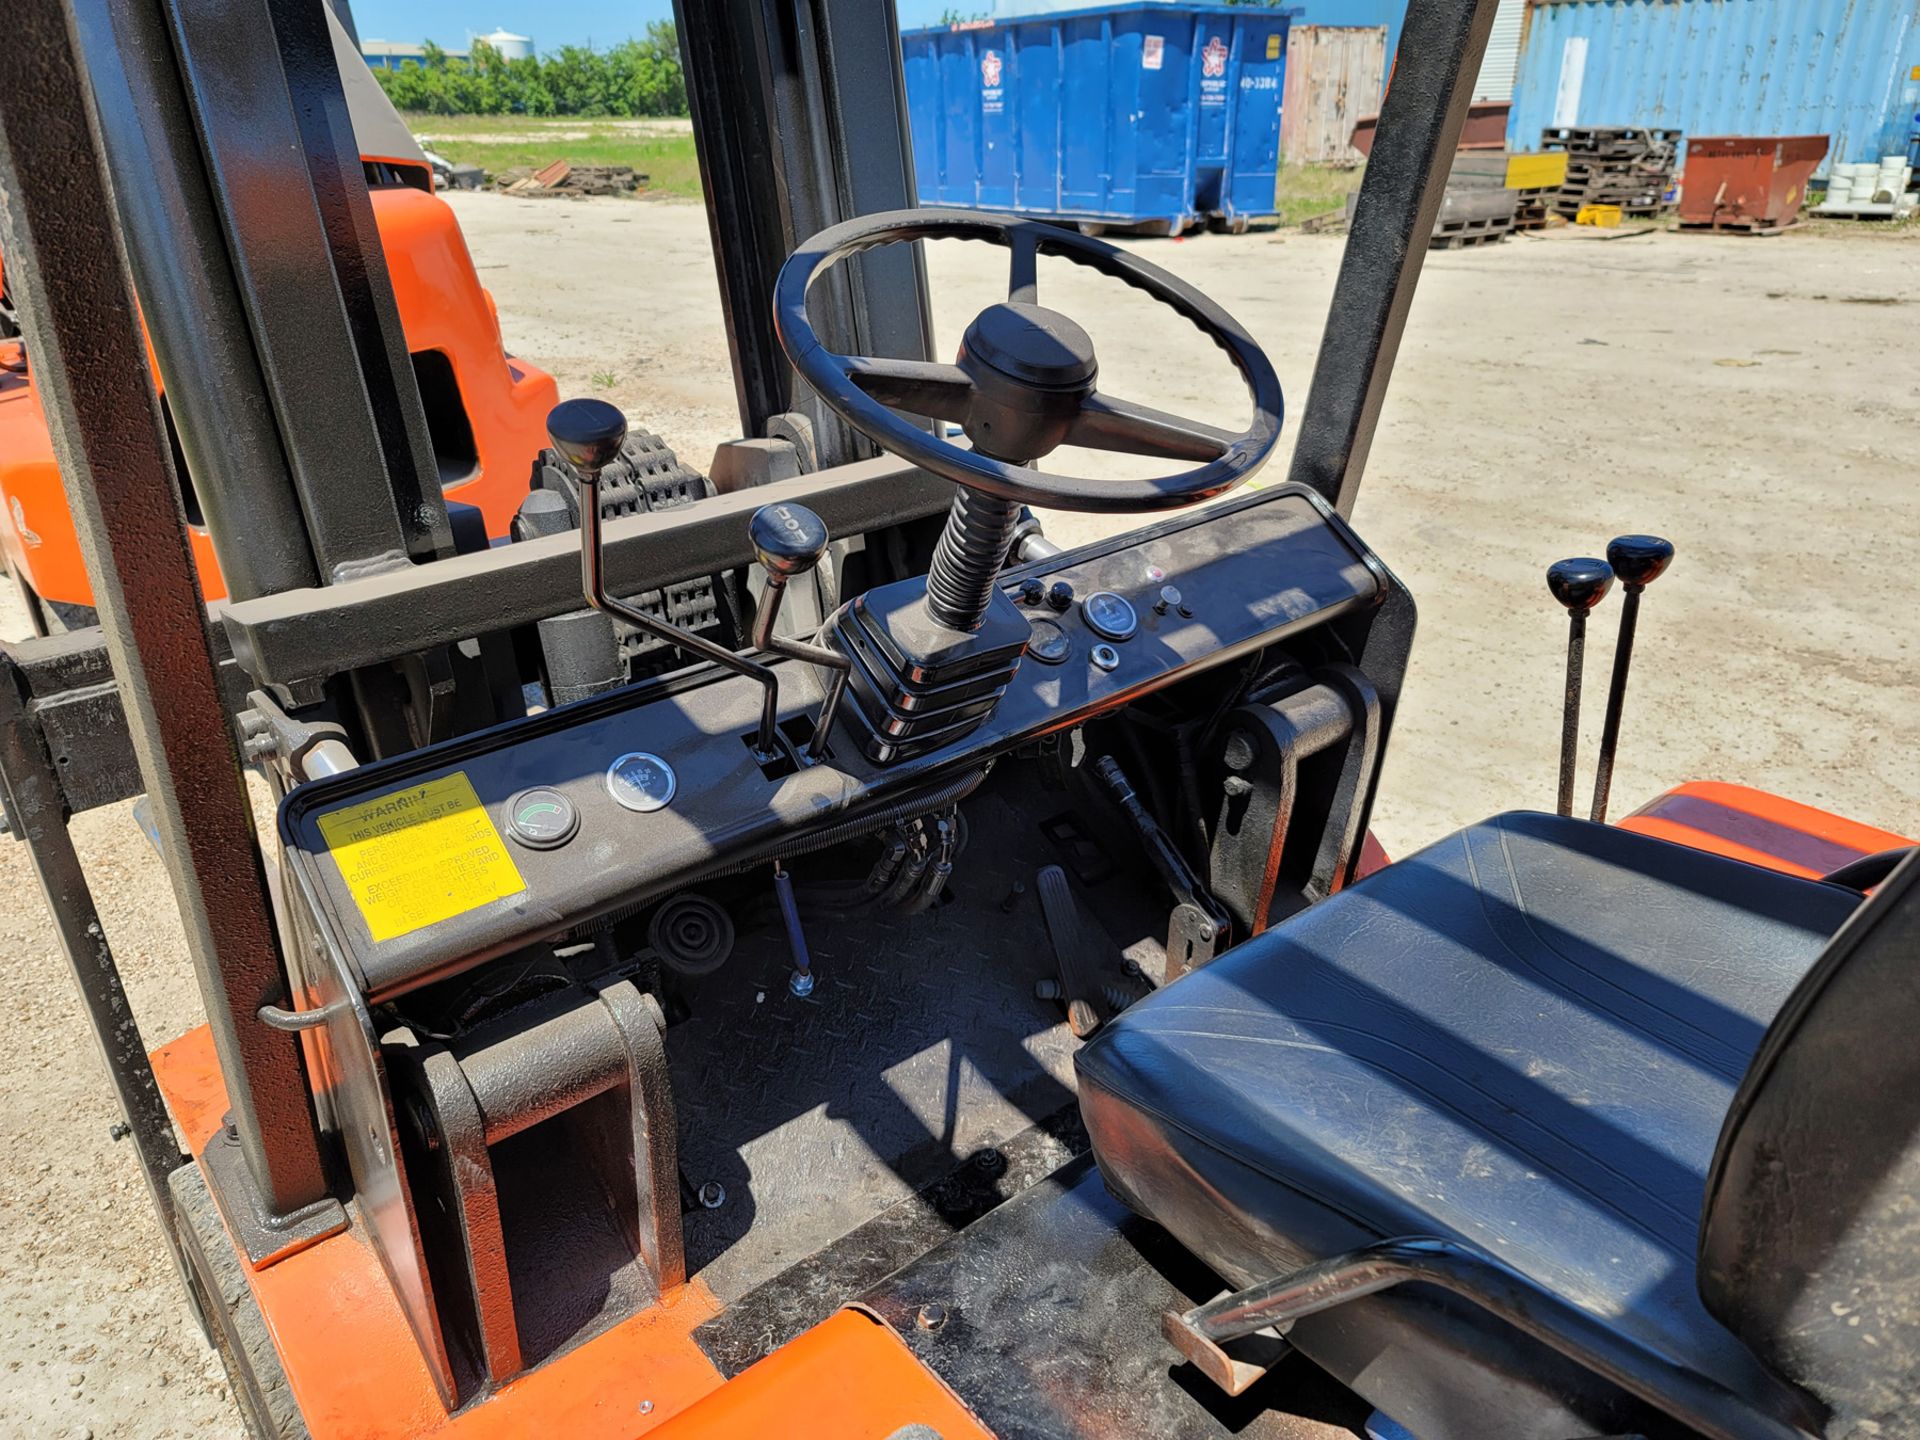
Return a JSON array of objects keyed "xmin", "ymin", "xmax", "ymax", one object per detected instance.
[
  {"xmin": 361, "ymin": 39, "xmax": 470, "ymax": 70},
  {"xmin": 480, "ymin": 28, "xmax": 536, "ymax": 60}
]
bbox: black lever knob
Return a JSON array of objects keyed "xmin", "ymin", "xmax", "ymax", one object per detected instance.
[
  {"xmin": 1589, "ymin": 535, "xmax": 1675, "ymax": 824},
  {"xmin": 1547, "ymin": 557, "xmax": 1614, "ymax": 614},
  {"xmin": 749, "ymin": 502, "xmax": 831, "ymax": 580},
  {"xmin": 1605, "ymin": 534, "xmax": 1675, "ymax": 592},
  {"xmin": 550, "ymin": 395, "xmax": 788, "ymax": 760},
  {"xmin": 546, "ymin": 397, "xmax": 628, "ymax": 478},
  {"xmin": 748, "ymin": 502, "xmax": 850, "ymax": 766},
  {"xmin": 1546, "ymin": 557, "xmax": 1613, "ymax": 818}
]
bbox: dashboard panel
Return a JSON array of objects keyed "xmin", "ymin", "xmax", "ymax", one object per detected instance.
[{"xmin": 281, "ymin": 486, "xmax": 1385, "ymax": 1000}]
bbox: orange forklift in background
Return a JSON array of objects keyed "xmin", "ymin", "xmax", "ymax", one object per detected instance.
[
  {"xmin": 2, "ymin": 0, "xmax": 1916, "ymax": 1438},
  {"xmin": 0, "ymin": 9, "xmax": 557, "ymax": 631}
]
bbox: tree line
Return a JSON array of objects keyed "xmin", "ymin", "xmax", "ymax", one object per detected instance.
[{"xmin": 372, "ymin": 23, "xmax": 687, "ymax": 117}]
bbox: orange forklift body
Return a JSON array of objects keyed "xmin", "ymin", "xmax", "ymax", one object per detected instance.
[
  {"xmin": 153, "ymin": 1023, "xmax": 994, "ymax": 1440},
  {"xmin": 0, "ymin": 184, "xmax": 557, "ymax": 607},
  {"xmin": 144, "ymin": 782, "xmax": 1910, "ymax": 1440}
]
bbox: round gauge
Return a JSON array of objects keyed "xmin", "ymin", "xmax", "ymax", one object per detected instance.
[
  {"xmin": 505, "ymin": 786, "xmax": 579, "ymax": 849},
  {"xmin": 605, "ymin": 752, "xmax": 677, "ymax": 813},
  {"xmin": 1026, "ymin": 618, "xmax": 1071, "ymax": 665},
  {"xmin": 1081, "ymin": 590, "xmax": 1138, "ymax": 642}
]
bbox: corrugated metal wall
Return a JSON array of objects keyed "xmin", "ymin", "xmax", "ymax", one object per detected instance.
[
  {"xmin": 1281, "ymin": 26, "xmax": 1388, "ymax": 164},
  {"xmin": 1474, "ymin": 0, "xmax": 1529, "ymax": 101},
  {"xmin": 1509, "ymin": 0, "xmax": 1920, "ymax": 169}
]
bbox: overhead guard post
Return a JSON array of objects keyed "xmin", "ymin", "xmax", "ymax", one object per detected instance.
[
  {"xmin": 0, "ymin": 0, "xmax": 338, "ymax": 1237},
  {"xmin": 1286, "ymin": 0, "xmax": 1507, "ymax": 516}
]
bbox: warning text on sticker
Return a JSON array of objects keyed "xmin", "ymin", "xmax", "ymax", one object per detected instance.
[{"xmin": 317, "ymin": 772, "xmax": 527, "ymax": 944}]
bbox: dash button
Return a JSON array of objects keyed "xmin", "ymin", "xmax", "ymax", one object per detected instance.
[{"xmin": 505, "ymin": 786, "xmax": 579, "ymax": 850}]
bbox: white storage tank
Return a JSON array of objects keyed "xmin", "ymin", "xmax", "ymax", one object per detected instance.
[{"xmin": 481, "ymin": 27, "xmax": 534, "ymax": 61}]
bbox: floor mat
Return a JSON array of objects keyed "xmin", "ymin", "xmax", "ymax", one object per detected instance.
[{"xmin": 666, "ymin": 774, "xmax": 1165, "ymax": 1305}]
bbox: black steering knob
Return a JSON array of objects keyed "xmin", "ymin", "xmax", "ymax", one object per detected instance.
[
  {"xmin": 1547, "ymin": 557, "xmax": 1615, "ymax": 614},
  {"xmin": 546, "ymin": 398, "xmax": 628, "ymax": 478},
  {"xmin": 749, "ymin": 503, "xmax": 831, "ymax": 580},
  {"xmin": 1605, "ymin": 534, "xmax": 1675, "ymax": 591}
]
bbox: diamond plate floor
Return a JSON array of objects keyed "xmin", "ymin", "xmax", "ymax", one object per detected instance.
[{"xmin": 666, "ymin": 772, "xmax": 1166, "ymax": 1303}]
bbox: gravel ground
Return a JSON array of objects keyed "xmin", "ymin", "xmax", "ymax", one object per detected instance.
[{"xmin": 3, "ymin": 194, "xmax": 1914, "ymax": 1438}]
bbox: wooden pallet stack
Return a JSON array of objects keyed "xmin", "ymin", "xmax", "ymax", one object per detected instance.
[
  {"xmin": 1511, "ymin": 189, "xmax": 1553, "ymax": 230},
  {"xmin": 1540, "ymin": 127, "xmax": 1679, "ymax": 220},
  {"xmin": 1504, "ymin": 151, "xmax": 1569, "ymax": 231},
  {"xmin": 1431, "ymin": 152, "xmax": 1520, "ymax": 249},
  {"xmin": 1431, "ymin": 186, "xmax": 1519, "ymax": 249}
]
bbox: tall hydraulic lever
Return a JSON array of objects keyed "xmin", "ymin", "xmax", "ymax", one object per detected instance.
[
  {"xmin": 546, "ymin": 398, "xmax": 785, "ymax": 761},
  {"xmin": 1589, "ymin": 535, "xmax": 1675, "ymax": 824},
  {"xmin": 748, "ymin": 502, "xmax": 852, "ymax": 763},
  {"xmin": 1546, "ymin": 557, "xmax": 1614, "ymax": 818}
]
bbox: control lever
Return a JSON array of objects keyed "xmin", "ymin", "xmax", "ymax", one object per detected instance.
[
  {"xmin": 1546, "ymin": 557, "xmax": 1614, "ymax": 818},
  {"xmin": 1093, "ymin": 754, "xmax": 1231, "ymax": 974},
  {"xmin": 1589, "ymin": 535, "xmax": 1675, "ymax": 824},
  {"xmin": 547, "ymin": 399, "xmax": 785, "ymax": 761},
  {"xmin": 748, "ymin": 502, "xmax": 852, "ymax": 764},
  {"xmin": 772, "ymin": 861, "xmax": 815, "ymax": 997}
]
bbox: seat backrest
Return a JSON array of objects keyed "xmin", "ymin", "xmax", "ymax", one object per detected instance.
[{"xmin": 1699, "ymin": 849, "xmax": 1920, "ymax": 1433}]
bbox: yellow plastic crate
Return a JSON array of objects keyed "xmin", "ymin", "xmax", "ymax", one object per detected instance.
[{"xmin": 1575, "ymin": 203, "xmax": 1623, "ymax": 228}]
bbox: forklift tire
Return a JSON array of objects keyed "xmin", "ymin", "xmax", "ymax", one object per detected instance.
[{"xmin": 168, "ymin": 1162, "xmax": 312, "ymax": 1440}]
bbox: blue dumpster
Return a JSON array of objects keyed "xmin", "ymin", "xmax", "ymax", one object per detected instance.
[{"xmin": 902, "ymin": 5, "xmax": 1289, "ymax": 235}]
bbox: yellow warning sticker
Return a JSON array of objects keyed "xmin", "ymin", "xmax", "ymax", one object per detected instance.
[{"xmin": 317, "ymin": 772, "xmax": 525, "ymax": 943}]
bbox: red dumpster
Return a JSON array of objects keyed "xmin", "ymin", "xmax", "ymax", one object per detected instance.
[{"xmin": 1678, "ymin": 135, "xmax": 1830, "ymax": 231}]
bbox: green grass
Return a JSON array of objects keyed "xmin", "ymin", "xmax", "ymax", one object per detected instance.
[
  {"xmin": 406, "ymin": 116, "xmax": 1364, "ymax": 217},
  {"xmin": 407, "ymin": 116, "xmax": 703, "ymax": 199},
  {"xmin": 1272, "ymin": 162, "xmax": 1366, "ymax": 227}
]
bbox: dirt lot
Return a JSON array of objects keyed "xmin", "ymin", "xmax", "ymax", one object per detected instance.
[{"xmin": 2, "ymin": 196, "xmax": 1914, "ymax": 1438}]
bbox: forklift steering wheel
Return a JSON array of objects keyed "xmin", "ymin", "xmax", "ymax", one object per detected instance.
[{"xmin": 773, "ymin": 208, "xmax": 1283, "ymax": 514}]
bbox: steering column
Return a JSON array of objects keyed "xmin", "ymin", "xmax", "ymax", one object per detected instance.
[{"xmin": 772, "ymin": 209, "xmax": 1285, "ymax": 763}]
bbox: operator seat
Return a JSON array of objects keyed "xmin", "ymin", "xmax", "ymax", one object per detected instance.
[{"xmin": 1077, "ymin": 811, "xmax": 1920, "ymax": 1439}]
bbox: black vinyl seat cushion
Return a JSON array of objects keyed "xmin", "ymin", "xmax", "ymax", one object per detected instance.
[{"xmin": 1077, "ymin": 811, "xmax": 1862, "ymax": 1437}]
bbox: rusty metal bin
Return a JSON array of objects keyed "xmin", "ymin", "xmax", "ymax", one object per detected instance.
[{"xmin": 1678, "ymin": 135, "xmax": 1830, "ymax": 231}]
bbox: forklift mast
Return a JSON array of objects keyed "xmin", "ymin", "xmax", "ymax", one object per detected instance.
[{"xmin": 677, "ymin": 0, "xmax": 938, "ymax": 467}]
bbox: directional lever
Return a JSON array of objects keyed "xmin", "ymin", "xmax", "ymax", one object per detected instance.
[
  {"xmin": 547, "ymin": 398, "xmax": 786, "ymax": 761},
  {"xmin": 1589, "ymin": 534, "xmax": 1675, "ymax": 824},
  {"xmin": 749, "ymin": 502, "xmax": 852, "ymax": 764},
  {"xmin": 1546, "ymin": 556, "xmax": 1614, "ymax": 818}
]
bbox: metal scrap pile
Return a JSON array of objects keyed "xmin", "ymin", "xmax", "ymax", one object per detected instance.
[{"xmin": 494, "ymin": 160, "xmax": 648, "ymax": 198}]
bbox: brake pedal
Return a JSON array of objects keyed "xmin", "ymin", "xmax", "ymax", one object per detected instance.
[{"xmin": 1036, "ymin": 864, "xmax": 1116, "ymax": 1038}]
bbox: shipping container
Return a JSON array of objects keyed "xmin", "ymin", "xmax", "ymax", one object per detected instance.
[
  {"xmin": 1509, "ymin": 0, "xmax": 1920, "ymax": 172},
  {"xmin": 902, "ymin": 5, "xmax": 1291, "ymax": 234},
  {"xmin": 1281, "ymin": 26, "xmax": 1387, "ymax": 166},
  {"xmin": 1289, "ymin": 0, "xmax": 1407, "ymax": 64},
  {"xmin": 1474, "ymin": 0, "xmax": 1529, "ymax": 102}
]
